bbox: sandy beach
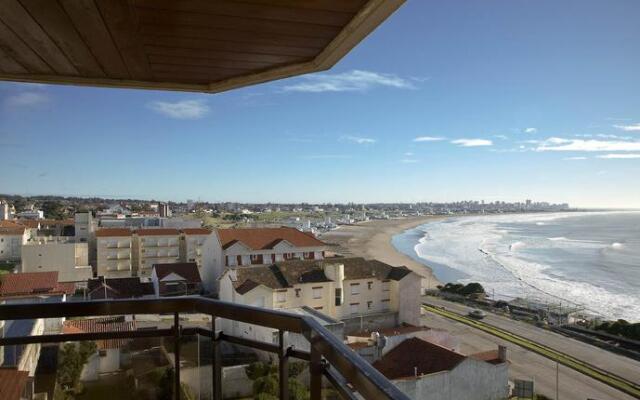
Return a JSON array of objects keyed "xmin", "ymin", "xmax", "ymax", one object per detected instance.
[{"xmin": 319, "ymin": 216, "xmax": 445, "ymax": 289}]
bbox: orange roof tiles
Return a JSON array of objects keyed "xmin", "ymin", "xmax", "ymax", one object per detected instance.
[
  {"xmin": 63, "ymin": 317, "xmax": 136, "ymax": 349},
  {"xmin": 0, "ymin": 271, "xmax": 74, "ymax": 297},
  {"xmin": 182, "ymin": 228, "xmax": 211, "ymax": 235},
  {"xmin": 96, "ymin": 228, "xmax": 132, "ymax": 237},
  {"xmin": 136, "ymin": 228, "xmax": 180, "ymax": 236},
  {"xmin": 217, "ymin": 227, "xmax": 325, "ymax": 250}
]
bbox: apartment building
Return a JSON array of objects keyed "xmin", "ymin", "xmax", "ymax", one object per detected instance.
[
  {"xmin": 96, "ymin": 228, "xmax": 133, "ymax": 278},
  {"xmin": 135, "ymin": 228, "xmax": 181, "ymax": 277},
  {"xmin": 209, "ymin": 227, "xmax": 327, "ymax": 292},
  {"xmin": 218, "ymin": 257, "xmax": 421, "ymax": 342},
  {"xmin": 0, "ymin": 222, "xmax": 29, "ymax": 262},
  {"xmin": 21, "ymin": 237, "xmax": 92, "ymax": 283},
  {"xmin": 74, "ymin": 211, "xmax": 95, "ymax": 243}
]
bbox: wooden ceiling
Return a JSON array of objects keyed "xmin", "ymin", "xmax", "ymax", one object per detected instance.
[{"xmin": 0, "ymin": 0, "xmax": 404, "ymax": 92}]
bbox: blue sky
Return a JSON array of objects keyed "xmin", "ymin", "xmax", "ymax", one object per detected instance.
[{"xmin": 1, "ymin": 0, "xmax": 640, "ymax": 208}]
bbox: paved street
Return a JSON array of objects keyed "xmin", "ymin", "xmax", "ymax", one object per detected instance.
[{"xmin": 421, "ymin": 297, "xmax": 640, "ymax": 400}]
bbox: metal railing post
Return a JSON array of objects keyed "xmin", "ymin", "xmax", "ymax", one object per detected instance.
[
  {"xmin": 211, "ymin": 317, "xmax": 222, "ymax": 400},
  {"xmin": 174, "ymin": 312, "xmax": 181, "ymax": 400},
  {"xmin": 309, "ymin": 332, "xmax": 322, "ymax": 400},
  {"xmin": 278, "ymin": 330, "xmax": 289, "ymax": 400}
]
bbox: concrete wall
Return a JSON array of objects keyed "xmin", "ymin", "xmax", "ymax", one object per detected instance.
[
  {"xmin": 0, "ymin": 232, "xmax": 28, "ymax": 261},
  {"xmin": 97, "ymin": 236, "xmax": 132, "ymax": 278},
  {"xmin": 21, "ymin": 241, "xmax": 91, "ymax": 282},
  {"xmin": 397, "ymin": 273, "xmax": 421, "ymax": 326},
  {"xmin": 341, "ymin": 311, "xmax": 398, "ymax": 335},
  {"xmin": 393, "ymin": 358, "xmax": 509, "ymax": 400}
]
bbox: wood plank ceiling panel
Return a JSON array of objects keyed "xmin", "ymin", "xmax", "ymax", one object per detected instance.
[
  {"xmin": 0, "ymin": 46, "xmax": 27, "ymax": 73},
  {"xmin": 0, "ymin": 0, "xmax": 77, "ymax": 74},
  {"xmin": 0, "ymin": 18, "xmax": 51, "ymax": 73},
  {"xmin": 19, "ymin": 0, "xmax": 105, "ymax": 77},
  {"xmin": 59, "ymin": 0, "xmax": 130, "ymax": 79}
]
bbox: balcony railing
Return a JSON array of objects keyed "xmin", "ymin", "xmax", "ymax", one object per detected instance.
[{"xmin": 0, "ymin": 297, "xmax": 409, "ymax": 400}]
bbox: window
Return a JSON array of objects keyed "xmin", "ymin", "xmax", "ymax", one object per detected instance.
[
  {"xmin": 295, "ymin": 288, "xmax": 301, "ymax": 297},
  {"xmin": 350, "ymin": 303, "xmax": 359, "ymax": 315},
  {"xmin": 335, "ymin": 288, "xmax": 342, "ymax": 306},
  {"xmin": 276, "ymin": 291, "xmax": 286, "ymax": 303},
  {"xmin": 382, "ymin": 280, "xmax": 390, "ymax": 292},
  {"xmin": 98, "ymin": 350, "xmax": 107, "ymax": 357},
  {"xmin": 312, "ymin": 287, "xmax": 322, "ymax": 299},
  {"xmin": 367, "ymin": 281, "xmax": 373, "ymax": 290},
  {"xmin": 314, "ymin": 306, "xmax": 323, "ymax": 310},
  {"xmin": 367, "ymin": 301, "xmax": 373, "ymax": 309},
  {"xmin": 350, "ymin": 283, "xmax": 360, "ymax": 295}
]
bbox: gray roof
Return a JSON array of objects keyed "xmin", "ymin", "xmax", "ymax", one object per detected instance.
[{"xmin": 231, "ymin": 257, "xmax": 412, "ymax": 294}]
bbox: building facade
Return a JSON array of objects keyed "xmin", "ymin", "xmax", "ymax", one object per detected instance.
[
  {"xmin": 96, "ymin": 228, "xmax": 133, "ymax": 278},
  {"xmin": 0, "ymin": 223, "xmax": 29, "ymax": 262},
  {"xmin": 21, "ymin": 238, "xmax": 92, "ymax": 283}
]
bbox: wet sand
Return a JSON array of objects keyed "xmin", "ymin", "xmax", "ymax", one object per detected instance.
[{"xmin": 319, "ymin": 216, "xmax": 445, "ymax": 289}]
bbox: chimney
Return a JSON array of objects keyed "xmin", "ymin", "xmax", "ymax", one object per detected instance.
[{"xmin": 498, "ymin": 345, "xmax": 507, "ymax": 362}]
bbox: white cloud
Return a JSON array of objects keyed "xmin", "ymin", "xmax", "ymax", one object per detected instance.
[
  {"xmin": 451, "ymin": 138, "xmax": 493, "ymax": 147},
  {"xmin": 5, "ymin": 92, "xmax": 49, "ymax": 107},
  {"xmin": 596, "ymin": 153, "xmax": 640, "ymax": 159},
  {"xmin": 148, "ymin": 99, "xmax": 209, "ymax": 119},
  {"xmin": 400, "ymin": 159, "xmax": 419, "ymax": 163},
  {"xmin": 524, "ymin": 127, "xmax": 537, "ymax": 134},
  {"xmin": 282, "ymin": 70, "xmax": 415, "ymax": 93},
  {"xmin": 535, "ymin": 137, "xmax": 640, "ymax": 152},
  {"xmin": 404, "ymin": 152, "xmax": 414, "ymax": 156},
  {"xmin": 341, "ymin": 135, "xmax": 376, "ymax": 145},
  {"xmin": 564, "ymin": 156, "xmax": 587, "ymax": 160},
  {"xmin": 493, "ymin": 134, "xmax": 509, "ymax": 140},
  {"xmin": 613, "ymin": 123, "xmax": 640, "ymax": 132},
  {"xmin": 413, "ymin": 136, "xmax": 444, "ymax": 142}
]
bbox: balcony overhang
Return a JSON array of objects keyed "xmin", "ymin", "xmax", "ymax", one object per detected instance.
[{"xmin": 0, "ymin": 0, "xmax": 404, "ymax": 93}]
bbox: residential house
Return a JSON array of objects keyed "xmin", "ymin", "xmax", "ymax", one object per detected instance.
[
  {"xmin": 21, "ymin": 238, "xmax": 92, "ymax": 283},
  {"xmin": 151, "ymin": 262, "xmax": 202, "ymax": 297},
  {"xmin": 62, "ymin": 317, "xmax": 136, "ymax": 380},
  {"xmin": 0, "ymin": 222, "xmax": 29, "ymax": 262},
  {"xmin": 96, "ymin": 228, "xmax": 133, "ymax": 278},
  {"xmin": 218, "ymin": 257, "xmax": 421, "ymax": 342},
  {"xmin": 210, "ymin": 227, "xmax": 327, "ymax": 292},
  {"xmin": 372, "ymin": 338, "xmax": 509, "ymax": 400}
]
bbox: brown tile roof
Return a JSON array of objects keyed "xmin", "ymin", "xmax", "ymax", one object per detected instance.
[
  {"xmin": 96, "ymin": 228, "xmax": 132, "ymax": 237},
  {"xmin": 0, "ymin": 368, "xmax": 28, "ymax": 400},
  {"xmin": 87, "ymin": 277, "xmax": 155, "ymax": 299},
  {"xmin": 217, "ymin": 227, "xmax": 325, "ymax": 250},
  {"xmin": 15, "ymin": 219, "xmax": 39, "ymax": 229},
  {"xmin": 0, "ymin": 221, "xmax": 25, "ymax": 235},
  {"xmin": 63, "ymin": 317, "xmax": 136, "ymax": 349},
  {"xmin": 228, "ymin": 257, "xmax": 410, "ymax": 294},
  {"xmin": 136, "ymin": 228, "xmax": 180, "ymax": 236},
  {"xmin": 0, "ymin": 272, "xmax": 74, "ymax": 297},
  {"xmin": 153, "ymin": 262, "xmax": 201, "ymax": 283},
  {"xmin": 373, "ymin": 338, "xmax": 468, "ymax": 380},
  {"xmin": 182, "ymin": 228, "xmax": 211, "ymax": 235}
]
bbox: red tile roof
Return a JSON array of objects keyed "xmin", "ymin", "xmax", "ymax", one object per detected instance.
[
  {"xmin": 96, "ymin": 228, "xmax": 132, "ymax": 237},
  {"xmin": 136, "ymin": 228, "xmax": 180, "ymax": 236},
  {"xmin": 15, "ymin": 219, "xmax": 39, "ymax": 229},
  {"xmin": 63, "ymin": 317, "xmax": 136, "ymax": 349},
  {"xmin": 372, "ymin": 338, "xmax": 467, "ymax": 380},
  {"xmin": 0, "ymin": 368, "xmax": 28, "ymax": 400},
  {"xmin": 0, "ymin": 272, "xmax": 74, "ymax": 298},
  {"xmin": 470, "ymin": 350, "xmax": 504, "ymax": 365},
  {"xmin": 0, "ymin": 221, "xmax": 25, "ymax": 235},
  {"xmin": 217, "ymin": 227, "xmax": 325, "ymax": 250},
  {"xmin": 182, "ymin": 228, "xmax": 211, "ymax": 235}
]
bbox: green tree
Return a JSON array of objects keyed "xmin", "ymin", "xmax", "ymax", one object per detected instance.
[{"xmin": 42, "ymin": 200, "xmax": 66, "ymax": 219}]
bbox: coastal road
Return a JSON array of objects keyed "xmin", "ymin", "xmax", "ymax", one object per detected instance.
[{"xmin": 421, "ymin": 297, "xmax": 640, "ymax": 400}]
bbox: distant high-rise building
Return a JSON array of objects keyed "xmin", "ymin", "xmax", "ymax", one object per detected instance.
[{"xmin": 158, "ymin": 202, "xmax": 170, "ymax": 217}]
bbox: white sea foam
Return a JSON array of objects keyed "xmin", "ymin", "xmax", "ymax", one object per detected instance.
[{"xmin": 407, "ymin": 212, "xmax": 640, "ymax": 320}]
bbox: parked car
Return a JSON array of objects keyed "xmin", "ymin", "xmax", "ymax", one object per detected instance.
[{"xmin": 468, "ymin": 309, "xmax": 487, "ymax": 319}]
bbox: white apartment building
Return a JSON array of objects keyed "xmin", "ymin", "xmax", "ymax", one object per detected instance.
[
  {"xmin": 96, "ymin": 228, "xmax": 133, "ymax": 278},
  {"xmin": 0, "ymin": 222, "xmax": 29, "ymax": 262},
  {"xmin": 218, "ymin": 257, "xmax": 421, "ymax": 343},
  {"xmin": 181, "ymin": 228, "xmax": 216, "ymax": 290},
  {"xmin": 210, "ymin": 227, "xmax": 327, "ymax": 292},
  {"xmin": 0, "ymin": 200, "xmax": 14, "ymax": 220},
  {"xmin": 74, "ymin": 211, "xmax": 95, "ymax": 243},
  {"xmin": 21, "ymin": 238, "xmax": 92, "ymax": 283},
  {"xmin": 135, "ymin": 228, "xmax": 181, "ymax": 277}
]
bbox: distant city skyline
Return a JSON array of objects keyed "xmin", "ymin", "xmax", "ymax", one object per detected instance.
[{"xmin": 2, "ymin": 0, "xmax": 640, "ymax": 208}]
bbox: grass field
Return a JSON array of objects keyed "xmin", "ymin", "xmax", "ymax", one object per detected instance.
[{"xmin": 422, "ymin": 303, "xmax": 640, "ymax": 399}]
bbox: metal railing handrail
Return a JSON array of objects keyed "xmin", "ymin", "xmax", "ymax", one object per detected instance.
[{"xmin": 0, "ymin": 296, "xmax": 410, "ymax": 400}]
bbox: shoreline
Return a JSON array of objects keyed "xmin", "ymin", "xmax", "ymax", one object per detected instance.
[{"xmin": 319, "ymin": 216, "xmax": 446, "ymax": 289}]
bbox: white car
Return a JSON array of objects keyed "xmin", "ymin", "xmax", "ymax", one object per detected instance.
[{"xmin": 468, "ymin": 309, "xmax": 487, "ymax": 319}]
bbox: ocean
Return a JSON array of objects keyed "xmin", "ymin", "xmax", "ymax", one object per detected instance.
[{"xmin": 392, "ymin": 212, "xmax": 640, "ymax": 321}]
